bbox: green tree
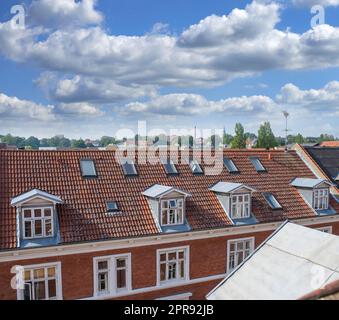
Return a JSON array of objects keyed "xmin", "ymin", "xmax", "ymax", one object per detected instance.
[
  {"xmin": 256, "ymin": 122, "xmax": 277, "ymax": 149},
  {"xmin": 294, "ymin": 133, "xmax": 304, "ymax": 144},
  {"xmin": 71, "ymin": 139, "xmax": 86, "ymax": 148},
  {"xmin": 223, "ymin": 133, "xmax": 233, "ymax": 145},
  {"xmin": 25, "ymin": 136, "xmax": 40, "ymax": 149},
  {"xmin": 231, "ymin": 123, "xmax": 246, "ymax": 149}
]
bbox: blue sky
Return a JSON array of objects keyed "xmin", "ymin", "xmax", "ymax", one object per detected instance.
[{"xmin": 0, "ymin": 0, "xmax": 339, "ymax": 139}]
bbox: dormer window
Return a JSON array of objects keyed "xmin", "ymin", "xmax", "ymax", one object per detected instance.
[
  {"xmin": 161, "ymin": 199, "xmax": 184, "ymax": 226},
  {"xmin": 231, "ymin": 194, "xmax": 250, "ymax": 219},
  {"xmin": 143, "ymin": 184, "xmax": 191, "ymax": 232},
  {"xmin": 313, "ymin": 189, "xmax": 329, "ymax": 210},
  {"xmin": 209, "ymin": 182, "xmax": 256, "ymax": 223},
  {"xmin": 11, "ymin": 189, "xmax": 63, "ymax": 246},
  {"xmin": 23, "ymin": 207, "xmax": 54, "ymax": 239},
  {"xmin": 290, "ymin": 178, "xmax": 332, "ymax": 212}
]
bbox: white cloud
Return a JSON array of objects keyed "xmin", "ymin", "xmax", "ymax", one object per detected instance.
[
  {"xmin": 124, "ymin": 93, "xmax": 277, "ymax": 116},
  {"xmin": 0, "ymin": 92, "xmax": 55, "ymax": 121},
  {"xmin": 57, "ymin": 102, "xmax": 103, "ymax": 116},
  {"xmin": 1, "ymin": 1, "xmax": 339, "ymax": 90},
  {"xmin": 29, "ymin": 0, "xmax": 103, "ymax": 28},
  {"xmin": 293, "ymin": 0, "xmax": 339, "ymax": 7},
  {"xmin": 277, "ymin": 81, "xmax": 339, "ymax": 113}
]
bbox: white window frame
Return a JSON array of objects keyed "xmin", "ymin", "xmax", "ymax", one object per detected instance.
[
  {"xmin": 313, "ymin": 188, "xmax": 329, "ymax": 210},
  {"xmin": 227, "ymin": 237, "xmax": 254, "ymax": 274},
  {"xmin": 230, "ymin": 194, "xmax": 251, "ymax": 219},
  {"xmin": 93, "ymin": 253, "xmax": 132, "ymax": 297},
  {"xmin": 160, "ymin": 198, "xmax": 185, "ymax": 226},
  {"xmin": 156, "ymin": 246, "xmax": 190, "ymax": 286},
  {"xmin": 17, "ymin": 262, "xmax": 62, "ymax": 300},
  {"xmin": 22, "ymin": 206, "xmax": 54, "ymax": 239},
  {"xmin": 316, "ymin": 226, "xmax": 332, "ymax": 234}
]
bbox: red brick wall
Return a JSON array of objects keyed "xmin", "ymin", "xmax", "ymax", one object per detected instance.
[{"xmin": 0, "ymin": 222, "xmax": 338, "ymax": 300}]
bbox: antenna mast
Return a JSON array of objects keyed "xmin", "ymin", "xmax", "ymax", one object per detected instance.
[{"xmin": 283, "ymin": 111, "xmax": 289, "ymax": 152}]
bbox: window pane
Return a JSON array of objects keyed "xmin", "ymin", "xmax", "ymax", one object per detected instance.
[
  {"xmin": 80, "ymin": 160, "xmax": 97, "ymax": 177},
  {"xmin": 45, "ymin": 219, "xmax": 52, "ymax": 236},
  {"xmin": 34, "ymin": 268, "xmax": 45, "ymax": 279},
  {"xmin": 24, "ymin": 221, "xmax": 32, "ymax": 238},
  {"xmin": 98, "ymin": 261, "xmax": 108, "ymax": 270},
  {"xmin": 98, "ymin": 272, "xmax": 108, "ymax": 292},
  {"xmin": 162, "ymin": 211, "xmax": 168, "ymax": 225},
  {"xmin": 117, "ymin": 269, "xmax": 126, "ymax": 289},
  {"xmin": 34, "ymin": 220, "xmax": 42, "ymax": 236},
  {"xmin": 34, "ymin": 281, "xmax": 46, "ymax": 300},
  {"xmin": 48, "ymin": 279, "xmax": 57, "ymax": 298},
  {"xmin": 24, "ymin": 210, "xmax": 31, "ymax": 218},
  {"xmin": 34, "ymin": 209, "xmax": 42, "ymax": 217},
  {"xmin": 47, "ymin": 267, "xmax": 56, "ymax": 277},
  {"xmin": 160, "ymin": 253, "xmax": 166, "ymax": 262},
  {"xmin": 117, "ymin": 258, "xmax": 126, "ymax": 268},
  {"xmin": 160, "ymin": 263, "xmax": 166, "ymax": 281},
  {"xmin": 44, "ymin": 209, "xmax": 52, "ymax": 217},
  {"xmin": 23, "ymin": 283, "xmax": 32, "ymax": 300},
  {"xmin": 168, "ymin": 262, "xmax": 176, "ymax": 279},
  {"xmin": 168, "ymin": 252, "xmax": 176, "ymax": 260},
  {"xmin": 179, "ymin": 260, "xmax": 185, "ymax": 278},
  {"xmin": 24, "ymin": 270, "xmax": 31, "ymax": 281}
]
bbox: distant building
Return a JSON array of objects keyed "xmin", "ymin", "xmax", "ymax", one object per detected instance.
[
  {"xmin": 0, "ymin": 143, "xmax": 17, "ymax": 150},
  {"xmin": 317, "ymin": 141, "xmax": 339, "ymax": 148}
]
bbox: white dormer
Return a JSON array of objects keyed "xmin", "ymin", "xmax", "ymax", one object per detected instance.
[
  {"xmin": 143, "ymin": 185, "xmax": 191, "ymax": 229},
  {"xmin": 290, "ymin": 178, "xmax": 333, "ymax": 211},
  {"xmin": 209, "ymin": 182, "xmax": 256, "ymax": 220},
  {"xmin": 11, "ymin": 189, "xmax": 63, "ymax": 244}
]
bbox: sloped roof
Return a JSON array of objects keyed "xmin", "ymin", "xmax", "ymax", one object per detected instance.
[
  {"xmin": 304, "ymin": 146, "xmax": 339, "ymax": 187},
  {"xmin": 143, "ymin": 184, "xmax": 191, "ymax": 198},
  {"xmin": 319, "ymin": 141, "xmax": 339, "ymax": 147},
  {"xmin": 209, "ymin": 182, "xmax": 256, "ymax": 193},
  {"xmin": 0, "ymin": 149, "xmax": 336, "ymax": 250},
  {"xmin": 207, "ymin": 222, "xmax": 339, "ymax": 300},
  {"xmin": 290, "ymin": 177, "xmax": 332, "ymax": 188},
  {"xmin": 10, "ymin": 189, "xmax": 63, "ymax": 206}
]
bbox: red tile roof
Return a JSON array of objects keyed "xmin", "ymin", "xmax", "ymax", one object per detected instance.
[
  {"xmin": 0, "ymin": 149, "xmax": 335, "ymax": 250},
  {"xmin": 319, "ymin": 141, "xmax": 339, "ymax": 147}
]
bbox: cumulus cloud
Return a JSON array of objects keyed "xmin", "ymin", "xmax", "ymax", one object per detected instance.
[
  {"xmin": 277, "ymin": 81, "xmax": 339, "ymax": 113},
  {"xmin": 28, "ymin": 0, "xmax": 103, "ymax": 28},
  {"xmin": 293, "ymin": 0, "xmax": 339, "ymax": 7},
  {"xmin": 0, "ymin": 92, "xmax": 55, "ymax": 121},
  {"xmin": 36, "ymin": 73, "xmax": 157, "ymax": 103},
  {"xmin": 1, "ymin": 1, "xmax": 339, "ymax": 90},
  {"xmin": 57, "ymin": 102, "xmax": 103, "ymax": 116},
  {"xmin": 124, "ymin": 93, "xmax": 277, "ymax": 116}
]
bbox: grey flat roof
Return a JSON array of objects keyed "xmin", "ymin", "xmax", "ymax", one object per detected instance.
[
  {"xmin": 207, "ymin": 222, "xmax": 339, "ymax": 300},
  {"xmin": 11, "ymin": 189, "xmax": 63, "ymax": 206},
  {"xmin": 142, "ymin": 184, "xmax": 191, "ymax": 198},
  {"xmin": 209, "ymin": 182, "xmax": 256, "ymax": 193},
  {"xmin": 290, "ymin": 177, "xmax": 331, "ymax": 188}
]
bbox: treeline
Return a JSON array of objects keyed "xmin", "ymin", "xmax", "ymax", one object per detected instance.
[
  {"xmin": 0, "ymin": 134, "xmax": 118, "ymax": 149},
  {"xmin": 0, "ymin": 124, "xmax": 337, "ymax": 150}
]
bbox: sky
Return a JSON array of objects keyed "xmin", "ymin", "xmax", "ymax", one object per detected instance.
[{"xmin": 0, "ymin": 0, "xmax": 339, "ymax": 139}]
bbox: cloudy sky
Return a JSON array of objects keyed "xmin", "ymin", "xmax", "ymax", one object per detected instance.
[{"xmin": 0, "ymin": 0, "xmax": 339, "ymax": 139}]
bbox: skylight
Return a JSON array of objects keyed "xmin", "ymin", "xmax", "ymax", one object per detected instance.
[
  {"xmin": 250, "ymin": 157, "xmax": 266, "ymax": 172},
  {"xmin": 263, "ymin": 193, "xmax": 282, "ymax": 210},
  {"xmin": 80, "ymin": 159, "xmax": 97, "ymax": 177},
  {"xmin": 189, "ymin": 159, "xmax": 203, "ymax": 174},
  {"xmin": 161, "ymin": 158, "xmax": 178, "ymax": 175},
  {"xmin": 122, "ymin": 159, "xmax": 138, "ymax": 176},
  {"xmin": 223, "ymin": 157, "xmax": 239, "ymax": 173},
  {"xmin": 106, "ymin": 201, "xmax": 119, "ymax": 213}
]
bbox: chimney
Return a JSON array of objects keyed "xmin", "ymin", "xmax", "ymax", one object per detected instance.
[{"xmin": 268, "ymin": 153, "xmax": 272, "ymax": 160}]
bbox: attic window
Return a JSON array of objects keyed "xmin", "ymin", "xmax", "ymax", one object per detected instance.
[
  {"xmin": 161, "ymin": 159, "xmax": 178, "ymax": 175},
  {"xmin": 189, "ymin": 159, "xmax": 203, "ymax": 174},
  {"xmin": 122, "ymin": 159, "xmax": 138, "ymax": 176},
  {"xmin": 80, "ymin": 159, "xmax": 97, "ymax": 177},
  {"xmin": 107, "ymin": 201, "xmax": 119, "ymax": 213},
  {"xmin": 263, "ymin": 193, "xmax": 282, "ymax": 210},
  {"xmin": 223, "ymin": 157, "xmax": 239, "ymax": 173},
  {"xmin": 250, "ymin": 157, "xmax": 266, "ymax": 173}
]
